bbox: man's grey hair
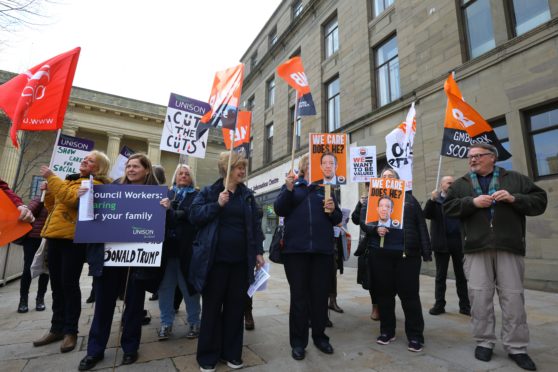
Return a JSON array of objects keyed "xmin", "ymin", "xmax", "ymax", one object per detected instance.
[{"xmin": 468, "ymin": 143, "xmax": 498, "ymax": 158}]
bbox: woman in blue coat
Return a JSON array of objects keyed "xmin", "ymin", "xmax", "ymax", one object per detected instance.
[
  {"xmin": 189, "ymin": 151, "xmax": 265, "ymax": 372},
  {"xmin": 274, "ymin": 154, "xmax": 342, "ymax": 361}
]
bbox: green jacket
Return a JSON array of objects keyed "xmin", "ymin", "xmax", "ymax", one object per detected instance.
[{"xmin": 443, "ymin": 167, "xmax": 547, "ymax": 256}]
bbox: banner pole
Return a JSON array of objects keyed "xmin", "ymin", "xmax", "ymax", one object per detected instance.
[
  {"xmin": 41, "ymin": 129, "xmax": 62, "ymax": 202},
  {"xmin": 435, "ymin": 155, "xmax": 443, "ymax": 190},
  {"xmin": 224, "ymin": 111, "xmax": 240, "ymax": 190},
  {"xmin": 290, "ymin": 96, "xmax": 300, "ymax": 173}
]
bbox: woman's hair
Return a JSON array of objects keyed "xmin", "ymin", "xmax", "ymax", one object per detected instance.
[
  {"xmin": 298, "ymin": 154, "xmax": 309, "ymax": 177},
  {"xmin": 171, "ymin": 164, "xmax": 195, "ymax": 187},
  {"xmin": 121, "ymin": 153, "xmax": 159, "ymax": 185},
  {"xmin": 90, "ymin": 150, "xmax": 110, "ymax": 177},
  {"xmin": 217, "ymin": 151, "xmax": 248, "ymax": 178},
  {"xmin": 152, "ymin": 164, "xmax": 167, "ymax": 185},
  {"xmin": 380, "ymin": 167, "xmax": 400, "ymax": 179}
]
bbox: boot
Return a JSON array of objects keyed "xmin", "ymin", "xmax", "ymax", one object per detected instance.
[
  {"xmin": 328, "ymin": 295, "xmax": 344, "ymax": 313},
  {"xmin": 244, "ymin": 309, "xmax": 255, "ymax": 331},
  {"xmin": 36, "ymin": 296, "xmax": 46, "ymax": 311},
  {"xmin": 371, "ymin": 304, "xmax": 380, "ymax": 320},
  {"xmin": 33, "ymin": 332, "xmax": 64, "ymax": 347},
  {"xmin": 60, "ymin": 333, "xmax": 77, "ymax": 353},
  {"xmin": 85, "ymin": 289, "xmax": 95, "ymax": 304},
  {"xmin": 17, "ymin": 296, "xmax": 29, "ymax": 313}
]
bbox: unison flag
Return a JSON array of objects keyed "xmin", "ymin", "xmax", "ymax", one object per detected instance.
[
  {"xmin": 385, "ymin": 102, "xmax": 416, "ymax": 190},
  {"xmin": 441, "ymin": 73, "xmax": 511, "ymax": 161},
  {"xmin": 196, "ymin": 64, "xmax": 244, "ymax": 140},
  {"xmin": 276, "ymin": 56, "xmax": 316, "ymax": 116},
  {"xmin": 223, "ymin": 110, "xmax": 251, "ymax": 156},
  {"xmin": 0, "ymin": 47, "xmax": 81, "ymax": 148}
]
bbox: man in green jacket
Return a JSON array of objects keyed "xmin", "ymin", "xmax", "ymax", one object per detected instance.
[{"xmin": 444, "ymin": 143, "xmax": 547, "ymax": 371}]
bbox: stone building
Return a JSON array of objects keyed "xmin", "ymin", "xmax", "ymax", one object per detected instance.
[{"xmin": 241, "ymin": 0, "xmax": 558, "ymax": 291}]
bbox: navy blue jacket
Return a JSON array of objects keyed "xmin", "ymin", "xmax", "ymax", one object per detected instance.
[
  {"xmin": 274, "ymin": 178, "xmax": 342, "ymax": 255},
  {"xmin": 188, "ymin": 179, "xmax": 264, "ymax": 293}
]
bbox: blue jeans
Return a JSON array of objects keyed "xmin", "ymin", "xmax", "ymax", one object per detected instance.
[{"xmin": 158, "ymin": 257, "xmax": 201, "ymax": 326}]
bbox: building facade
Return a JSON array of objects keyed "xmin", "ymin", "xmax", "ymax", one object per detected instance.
[{"xmin": 242, "ymin": 0, "xmax": 558, "ymax": 291}]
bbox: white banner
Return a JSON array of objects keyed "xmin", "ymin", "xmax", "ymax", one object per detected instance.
[
  {"xmin": 386, "ymin": 102, "xmax": 415, "ymax": 190},
  {"xmin": 109, "ymin": 145, "xmax": 135, "ymax": 181},
  {"xmin": 104, "ymin": 242, "xmax": 162, "ymax": 267},
  {"xmin": 349, "ymin": 146, "xmax": 377, "ymax": 183},
  {"xmin": 51, "ymin": 134, "xmax": 95, "ymax": 179}
]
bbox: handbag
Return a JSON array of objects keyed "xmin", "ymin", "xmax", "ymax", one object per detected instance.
[
  {"xmin": 30, "ymin": 238, "xmax": 49, "ymax": 278},
  {"xmin": 268, "ymin": 225, "xmax": 284, "ymax": 264}
]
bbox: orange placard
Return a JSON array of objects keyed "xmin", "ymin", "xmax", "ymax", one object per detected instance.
[
  {"xmin": 365, "ymin": 177, "xmax": 406, "ymax": 229},
  {"xmin": 0, "ymin": 190, "xmax": 32, "ymax": 246},
  {"xmin": 308, "ymin": 133, "xmax": 347, "ymax": 185}
]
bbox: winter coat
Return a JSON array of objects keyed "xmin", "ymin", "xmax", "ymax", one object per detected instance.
[
  {"xmin": 0, "ymin": 178, "xmax": 23, "ymax": 206},
  {"xmin": 273, "ymin": 177, "xmax": 342, "ymax": 255},
  {"xmin": 27, "ymin": 196, "xmax": 49, "ymax": 239},
  {"xmin": 188, "ymin": 179, "xmax": 264, "ymax": 293},
  {"xmin": 423, "ymin": 196, "xmax": 462, "ymax": 253},
  {"xmin": 443, "ymin": 167, "xmax": 547, "ymax": 256}
]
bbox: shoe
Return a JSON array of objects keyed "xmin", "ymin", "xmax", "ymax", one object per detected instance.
[
  {"xmin": 60, "ymin": 333, "xmax": 77, "ymax": 353},
  {"xmin": 508, "ymin": 353, "xmax": 537, "ymax": 371},
  {"xmin": 244, "ymin": 311, "xmax": 255, "ymax": 330},
  {"xmin": 78, "ymin": 354, "xmax": 104, "ymax": 371},
  {"xmin": 474, "ymin": 346, "xmax": 493, "ymax": 362},
  {"xmin": 122, "ymin": 352, "xmax": 138, "ymax": 365},
  {"xmin": 186, "ymin": 324, "xmax": 200, "ymax": 339},
  {"xmin": 199, "ymin": 365, "xmax": 216, "ymax": 372},
  {"xmin": 429, "ymin": 305, "xmax": 445, "ymax": 315},
  {"xmin": 142, "ymin": 310, "xmax": 151, "ymax": 325},
  {"xmin": 17, "ymin": 297, "xmax": 29, "ymax": 313},
  {"xmin": 149, "ymin": 293, "xmax": 159, "ymax": 301},
  {"xmin": 158, "ymin": 324, "xmax": 172, "ymax": 340},
  {"xmin": 85, "ymin": 293, "xmax": 95, "ymax": 304},
  {"xmin": 36, "ymin": 297, "xmax": 46, "ymax": 311},
  {"xmin": 408, "ymin": 340, "xmax": 423, "ymax": 352},
  {"xmin": 33, "ymin": 332, "xmax": 64, "ymax": 347},
  {"xmin": 371, "ymin": 304, "xmax": 380, "ymax": 321},
  {"xmin": 291, "ymin": 347, "xmax": 305, "ymax": 360},
  {"xmin": 314, "ymin": 340, "xmax": 334, "ymax": 354},
  {"xmin": 326, "ymin": 318, "xmax": 333, "ymax": 327},
  {"xmin": 376, "ymin": 334, "xmax": 396, "ymax": 345},
  {"xmin": 328, "ymin": 296, "xmax": 344, "ymax": 313},
  {"xmin": 459, "ymin": 308, "xmax": 471, "ymax": 316},
  {"xmin": 225, "ymin": 359, "xmax": 244, "ymax": 369}
]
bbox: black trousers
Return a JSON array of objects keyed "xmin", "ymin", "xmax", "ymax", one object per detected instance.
[
  {"xmin": 87, "ymin": 267, "xmax": 146, "ymax": 357},
  {"xmin": 197, "ymin": 262, "xmax": 247, "ymax": 366},
  {"xmin": 47, "ymin": 238, "xmax": 85, "ymax": 335},
  {"xmin": 434, "ymin": 247, "xmax": 470, "ymax": 310},
  {"xmin": 283, "ymin": 253, "xmax": 332, "ymax": 348},
  {"xmin": 20, "ymin": 237, "xmax": 49, "ymax": 299},
  {"xmin": 370, "ymin": 252, "xmax": 424, "ymax": 343}
]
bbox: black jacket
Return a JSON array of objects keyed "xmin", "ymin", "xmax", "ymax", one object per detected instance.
[
  {"xmin": 188, "ymin": 179, "xmax": 264, "ymax": 293},
  {"xmin": 274, "ymin": 177, "xmax": 342, "ymax": 255},
  {"xmin": 360, "ymin": 192, "xmax": 432, "ymax": 261},
  {"xmin": 423, "ymin": 196, "xmax": 462, "ymax": 253}
]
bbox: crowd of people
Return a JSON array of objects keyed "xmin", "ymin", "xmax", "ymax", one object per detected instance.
[{"xmin": 1, "ymin": 142, "xmax": 547, "ymax": 371}]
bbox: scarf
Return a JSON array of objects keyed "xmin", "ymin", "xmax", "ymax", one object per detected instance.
[
  {"xmin": 172, "ymin": 185, "xmax": 195, "ymax": 203},
  {"xmin": 469, "ymin": 167, "xmax": 500, "ymax": 226}
]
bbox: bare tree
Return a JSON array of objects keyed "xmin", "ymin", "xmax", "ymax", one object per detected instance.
[{"xmin": 0, "ymin": 0, "xmax": 53, "ymax": 33}]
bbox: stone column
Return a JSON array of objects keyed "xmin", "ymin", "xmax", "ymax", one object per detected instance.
[
  {"xmin": 106, "ymin": 133, "xmax": 122, "ymax": 163},
  {"xmin": 147, "ymin": 140, "xmax": 161, "ymax": 165},
  {"xmin": 0, "ymin": 134, "xmax": 22, "ymax": 185},
  {"xmin": 62, "ymin": 125, "xmax": 77, "ymax": 137}
]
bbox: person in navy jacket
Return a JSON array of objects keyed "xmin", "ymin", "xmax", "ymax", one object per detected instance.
[
  {"xmin": 189, "ymin": 151, "xmax": 264, "ymax": 372},
  {"xmin": 274, "ymin": 154, "xmax": 342, "ymax": 361}
]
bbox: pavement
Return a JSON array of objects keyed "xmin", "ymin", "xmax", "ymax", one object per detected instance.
[{"xmin": 1, "ymin": 254, "xmax": 558, "ymax": 372}]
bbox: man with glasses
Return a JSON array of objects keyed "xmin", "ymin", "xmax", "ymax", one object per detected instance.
[{"xmin": 444, "ymin": 143, "xmax": 547, "ymax": 371}]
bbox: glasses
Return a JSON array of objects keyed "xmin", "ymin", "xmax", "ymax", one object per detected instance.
[{"xmin": 467, "ymin": 153, "xmax": 493, "ymax": 161}]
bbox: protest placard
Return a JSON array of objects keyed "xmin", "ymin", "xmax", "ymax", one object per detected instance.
[
  {"xmin": 308, "ymin": 133, "xmax": 347, "ymax": 185},
  {"xmin": 349, "ymin": 146, "xmax": 377, "ymax": 183},
  {"xmin": 51, "ymin": 133, "xmax": 94, "ymax": 179},
  {"xmin": 103, "ymin": 242, "xmax": 162, "ymax": 267},
  {"xmin": 108, "ymin": 145, "xmax": 135, "ymax": 181},
  {"xmin": 365, "ymin": 177, "xmax": 406, "ymax": 229}
]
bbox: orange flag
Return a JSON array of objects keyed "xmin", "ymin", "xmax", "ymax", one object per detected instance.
[
  {"xmin": 223, "ymin": 111, "xmax": 251, "ymax": 150},
  {"xmin": 0, "ymin": 47, "xmax": 81, "ymax": 148},
  {"xmin": 276, "ymin": 56, "xmax": 316, "ymax": 116},
  {"xmin": 0, "ymin": 190, "xmax": 32, "ymax": 246}
]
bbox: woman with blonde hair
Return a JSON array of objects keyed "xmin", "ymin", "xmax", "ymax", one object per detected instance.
[
  {"xmin": 34, "ymin": 150, "xmax": 111, "ymax": 354},
  {"xmin": 189, "ymin": 151, "xmax": 265, "ymax": 372}
]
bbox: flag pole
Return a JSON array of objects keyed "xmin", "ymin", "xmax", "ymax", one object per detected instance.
[
  {"xmin": 41, "ymin": 129, "xmax": 62, "ymax": 202},
  {"xmin": 224, "ymin": 113, "xmax": 240, "ymax": 190},
  {"xmin": 435, "ymin": 155, "xmax": 443, "ymax": 191},
  {"xmin": 290, "ymin": 96, "xmax": 300, "ymax": 173}
]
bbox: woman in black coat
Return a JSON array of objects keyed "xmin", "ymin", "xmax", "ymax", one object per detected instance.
[
  {"xmin": 189, "ymin": 151, "xmax": 264, "ymax": 372},
  {"xmin": 360, "ymin": 167, "xmax": 432, "ymax": 353}
]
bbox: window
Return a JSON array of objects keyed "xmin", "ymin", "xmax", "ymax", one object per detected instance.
[
  {"xmin": 289, "ymin": 105, "xmax": 302, "ymax": 151},
  {"xmin": 375, "ymin": 35, "xmax": 400, "ymax": 106},
  {"xmin": 324, "ymin": 16, "xmax": 339, "ymax": 58},
  {"xmin": 246, "ymin": 95, "xmax": 255, "ymax": 111},
  {"xmin": 526, "ymin": 104, "xmax": 558, "ymax": 178},
  {"xmin": 265, "ymin": 123, "xmax": 274, "ymax": 163},
  {"xmin": 250, "ymin": 52, "xmax": 257, "ymax": 70},
  {"xmin": 292, "ymin": 0, "xmax": 303, "ymax": 19},
  {"xmin": 462, "ymin": 0, "xmax": 496, "ymax": 59},
  {"xmin": 269, "ymin": 26, "xmax": 278, "ymax": 48},
  {"xmin": 510, "ymin": 0, "xmax": 550, "ymax": 36},
  {"xmin": 266, "ymin": 77, "xmax": 275, "ymax": 108},
  {"xmin": 326, "ymin": 77, "xmax": 340, "ymax": 132},
  {"xmin": 491, "ymin": 119, "xmax": 512, "ymax": 170},
  {"xmin": 30, "ymin": 175, "xmax": 45, "ymax": 198},
  {"xmin": 373, "ymin": 0, "xmax": 394, "ymax": 17}
]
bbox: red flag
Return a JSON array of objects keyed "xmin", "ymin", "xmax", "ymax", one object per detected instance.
[
  {"xmin": 276, "ymin": 56, "xmax": 316, "ymax": 116},
  {"xmin": 223, "ymin": 111, "xmax": 251, "ymax": 150},
  {"xmin": 0, "ymin": 47, "xmax": 81, "ymax": 148}
]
